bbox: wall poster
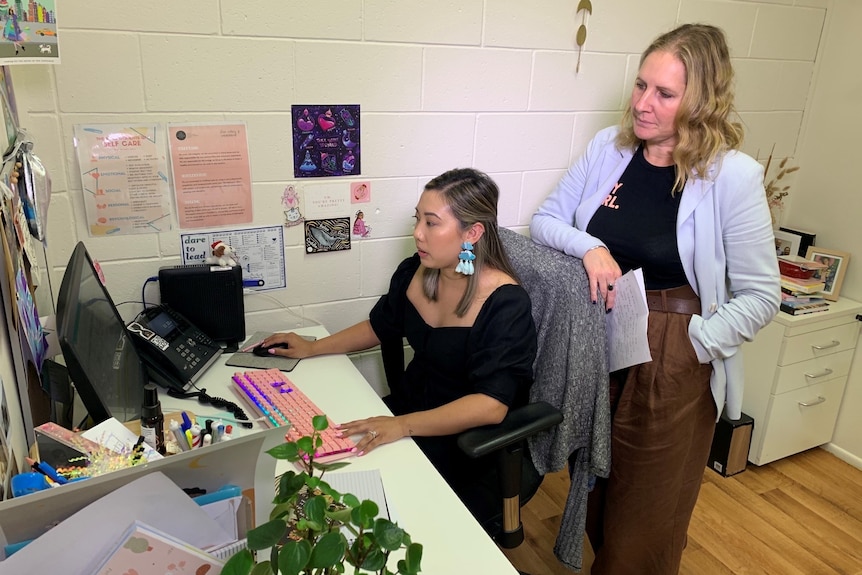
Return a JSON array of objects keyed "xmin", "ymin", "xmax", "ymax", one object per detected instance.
[
  {"xmin": 179, "ymin": 225, "xmax": 285, "ymax": 291},
  {"xmin": 292, "ymin": 105, "xmax": 360, "ymax": 178},
  {"xmin": 168, "ymin": 122, "xmax": 253, "ymax": 230},
  {"xmin": 73, "ymin": 124, "xmax": 173, "ymax": 236}
]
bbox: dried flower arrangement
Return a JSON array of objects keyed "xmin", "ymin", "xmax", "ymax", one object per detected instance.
[{"xmin": 760, "ymin": 144, "xmax": 800, "ymax": 226}]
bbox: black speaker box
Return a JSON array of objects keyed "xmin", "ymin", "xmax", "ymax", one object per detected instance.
[
  {"xmin": 158, "ymin": 264, "xmax": 245, "ymax": 351},
  {"xmin": 708, "ymin": 410, "xmax": 754, "ymax": 477}
]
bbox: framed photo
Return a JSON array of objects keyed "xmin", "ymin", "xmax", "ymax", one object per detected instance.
[
  {"xmin": 805, "ymin": 246, "xmax": 851, "ymax": 301},
  {"xmin": 773, "ymin": 230, "xmax": 801, "ymax": 259}
]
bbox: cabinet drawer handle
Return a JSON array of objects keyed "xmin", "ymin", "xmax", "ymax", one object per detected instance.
[
  {"xmin": 798, "ymin": 396, "xmax": 826, "ymax": 407},
  {"xmin": 804, "ymin": 368, "xmax": 833, "ymax": 379},
  {"xmin": 811, "ymin": 340, "xmax": 840, "ymax": 350}
]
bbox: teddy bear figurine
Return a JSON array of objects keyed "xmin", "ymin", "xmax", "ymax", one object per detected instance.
[{"xmin": 205, "ymin": 241, "xmax": 237, "ymax": 267}]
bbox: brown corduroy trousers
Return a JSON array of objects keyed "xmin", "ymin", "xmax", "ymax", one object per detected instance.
[{"xmin": 586, "ymin": 299, "xmax": 717, "ymax": 575}]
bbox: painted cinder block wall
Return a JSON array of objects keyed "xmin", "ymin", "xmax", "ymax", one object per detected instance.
[{"xmin": 15, "ymin": 0, "xmax": 860, "ymax": 462}]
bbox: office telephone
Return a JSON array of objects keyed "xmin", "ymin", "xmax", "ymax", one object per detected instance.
[{"xmin": 127, "ymin": 304, "xmax": 223, "ymax": 391}]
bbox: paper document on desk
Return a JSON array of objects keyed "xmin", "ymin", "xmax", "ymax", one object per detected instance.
[
  {"xmin": 325, "ymin": 469, "xmax": 390, "ymax": 541},
  {"xmin": 605, "ymin": 268, "xmax": 652, "ymax": 372}
]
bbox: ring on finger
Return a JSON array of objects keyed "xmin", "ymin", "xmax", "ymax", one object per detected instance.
[
  {"xmin": 368, "ymin": 430, "xmax": 378, "ymax": 439},
  {"xmin": 607, "ymin": 283, "xmax": 614, "ymax": 291}
]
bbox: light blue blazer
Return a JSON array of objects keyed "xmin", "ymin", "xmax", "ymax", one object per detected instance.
[{"xmin": 530, "ymin": 126, "xmax": 780, "ymax": 419}]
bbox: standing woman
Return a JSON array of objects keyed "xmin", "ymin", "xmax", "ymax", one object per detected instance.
[{"xmin": 531, "ymin": 24, "xmax": 779, "ymax": 574}]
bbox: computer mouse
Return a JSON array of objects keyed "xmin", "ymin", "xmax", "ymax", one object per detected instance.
[{"xmin": 252, "ymin": 342, "xmax": 289, "ymax": 357}]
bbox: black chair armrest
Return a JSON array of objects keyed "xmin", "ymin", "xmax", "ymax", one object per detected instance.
[{"xmin": 457, "ymin": 401, "xmax": 562, "ymax": 459}]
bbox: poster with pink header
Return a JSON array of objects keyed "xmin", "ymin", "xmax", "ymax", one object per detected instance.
[{"xmin": 168, "ymin": 122, "xmax": 253, "ymax": 229}]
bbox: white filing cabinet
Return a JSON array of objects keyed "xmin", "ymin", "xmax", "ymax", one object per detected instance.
[{"xmin": 742, "ymin": 297, "xmax": 862, "ymax": 465}]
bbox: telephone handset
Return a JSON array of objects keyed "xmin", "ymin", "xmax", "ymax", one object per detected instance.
[{"xmin": 127, "ymin": 304, "xmax": 223, "ymax": 391}]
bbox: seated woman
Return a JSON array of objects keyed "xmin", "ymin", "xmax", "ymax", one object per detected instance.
[{"xmin": 261, "ymin": 168, "xmax": 538, "ymax": 524}]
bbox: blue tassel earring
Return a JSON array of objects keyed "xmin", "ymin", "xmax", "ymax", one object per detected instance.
[{"xmin": 455, "ymin": 242, "xmax": 476, "ymax": 275}]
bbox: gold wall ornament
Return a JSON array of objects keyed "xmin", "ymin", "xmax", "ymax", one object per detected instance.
[{"xmin": 576, "ymin": 0, "xmax": 592, "ymax": 73}]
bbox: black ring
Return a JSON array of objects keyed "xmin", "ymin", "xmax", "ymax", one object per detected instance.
[{"xmin": 607, "ymin": 283, "xmax": 614, "ymax": 291}]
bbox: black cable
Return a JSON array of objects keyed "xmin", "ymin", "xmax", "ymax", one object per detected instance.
[
  {"xmin": 166, "ymin": 386, "xmax": 254, "ymax": 428},
  {"xmin": 141, "ymin": 276, "xmax": 159, "ymax": 311}
]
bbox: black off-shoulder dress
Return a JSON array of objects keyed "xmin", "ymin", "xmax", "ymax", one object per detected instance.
[{"xmin": 369, "ymin": 254, "xmax": 537, "ymax": 521}]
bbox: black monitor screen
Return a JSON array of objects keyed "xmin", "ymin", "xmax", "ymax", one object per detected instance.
[{"xmin": 55, "ymin": 242, "xmax": 146, "ymax": 424}]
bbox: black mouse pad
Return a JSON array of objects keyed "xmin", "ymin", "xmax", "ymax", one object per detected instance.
[{"xmin": 224, "ymin": 331, "xmax": 317, "ymax": 372}]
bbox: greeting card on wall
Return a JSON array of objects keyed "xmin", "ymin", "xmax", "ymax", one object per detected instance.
[
  {"xmin": 305, "ymin": 218, "xmax": 350, "ymax": 254},
  {"xmin": 292, "ymin": 105, "xmax": 360, "ymax": 178},
  {"xmin": 168, "ymin": 123, "xmax": 253, "ymax": 229},
  {"xmin": 73, "ymin": 125, "xmax": 173, "ymax": 236}
]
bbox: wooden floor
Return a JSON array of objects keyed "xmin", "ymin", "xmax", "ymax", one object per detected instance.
[{"xmin": 502, "ymin": 448, "xmax": 862, "ymax": 574}]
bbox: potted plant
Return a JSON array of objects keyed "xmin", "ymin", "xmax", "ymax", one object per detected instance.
[{"xmin": 222, "ymin": 415, "xmax": 423, "ymax": 575}]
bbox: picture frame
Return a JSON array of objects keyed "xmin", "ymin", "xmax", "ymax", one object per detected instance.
[
  {"xmin": 805, "ymin": 246, "xmax": 851, "ymax": 301},
  {"xmin": 773, "ymin": 230, "xmax": 801, "ymax": 259}
]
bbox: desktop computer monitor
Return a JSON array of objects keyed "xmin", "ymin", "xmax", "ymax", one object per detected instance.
[{"xmin": 55, "ymin": 242, "xmax": 146, "ymax": 425}]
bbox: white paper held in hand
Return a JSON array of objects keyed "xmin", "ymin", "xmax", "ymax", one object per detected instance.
[{"xmin": 605, "ymin": 268, "xmax": 652, "ymax": 372}]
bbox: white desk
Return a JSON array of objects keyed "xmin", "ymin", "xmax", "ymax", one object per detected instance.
[{"xmin": 162, "ymin": 325, "xmax": 519, "ymax": 575}]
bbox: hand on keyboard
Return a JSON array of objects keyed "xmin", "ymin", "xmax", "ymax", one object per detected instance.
[{"xmin": 337, "ymin": 415, "xmax": 405, "ymax": 456}]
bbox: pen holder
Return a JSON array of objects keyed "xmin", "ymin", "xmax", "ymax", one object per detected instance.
[{"xmin": 11, "ymin": 472, "xmax": 50, "ymax": 497}]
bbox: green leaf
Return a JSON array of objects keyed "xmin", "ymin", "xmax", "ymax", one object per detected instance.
[
  {"xmin": 278, "ymin": 472, "xmax": 307, "ymax": 500},
  {"xmin": 373, "ymin": 518, "xmax": 404, "ymax": 551},
  {"xmin": 308, "ymin": 532, "xmax": 347, "ymax": 568},
  {"xmin": 306, "ymin": 476, "xmax": 321, "ymax": 490},
  {"xmin": 278, "ymin": 539, "xmax": 312, "ymax": 575},
  {"xmin": 361, "ymin": 547, "xmax": 386, "ymax": 571},
  {"xmin": 403, "ymin": 542, "xmax": 423, "ymax": 574},
  {"xmin": 312, "ymin": 460, "xmax": 352, "ymax": 474},
  {"xmin": 305, "ymin": 495, "xmax": 327, "ymax": 525},
  {"xmin": 342, "ymin": 493, "xmax": 360, "ymax": 508},
  {"xmin": 248, "ymin": 519, "xmax": 287, "ymax": 550},
  {"xmin": 312, "ymin": 414, "xmax": 329, "ymax": 431},
  {"xmin": 222, "ymin": 549, "xmax": 254, "ymax": 575},
  {"xmin": 250, "ymin": 562, "xmax": 274, "ymax": 575},
  {"xmin": 360, "ymin": 499, "xmax": 379, "ymax": 518},
  {"xmin": 327, "ymin": 506, "xmax": 353, "ymax": 524},
  {"xmin": 268, "ymin": 443, "xmax": 300, "ymax": 460},
  {"xmin": 270, "ymin": 501, "xmax": 295, "ymax": 521},
  {"xmin": 297, "ymin": 436, "xmax": 314, "ymax": 454}
]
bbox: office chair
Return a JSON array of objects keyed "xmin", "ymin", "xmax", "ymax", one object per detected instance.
[{"xmin": 457, "ymin": 401, "xmax": 562, "ymax": 548}]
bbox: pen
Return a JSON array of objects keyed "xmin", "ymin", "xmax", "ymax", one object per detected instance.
[
  {"xmin": 170, "ymin": 420, "xmax": 189, "ymax": 451},
  {"xmin": 202, "ymin": 433, "xmax": 212, "ymax": 447},
  {"xmin": 26, "ymin": 457, "xmax": 69, "ymax": 485},
  {"xmin": 181, "ymin": 411, "xmax": 193, "ymax": 432},
  {"xmin": 131, "ymin": 436, "xmax": 146, "ymax": 463},
  {"xmin": 185, "ymin": 429, "xmax": 194, "ymax": 449}
]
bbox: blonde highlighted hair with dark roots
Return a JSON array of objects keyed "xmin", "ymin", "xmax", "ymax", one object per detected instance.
[
  {"xmin": 420, "ymin": 168, "xmax": 519, "ymax": 317},
  {"xmin": 617, "ymin": 23, "xmax": 744, "ymax": 193}
]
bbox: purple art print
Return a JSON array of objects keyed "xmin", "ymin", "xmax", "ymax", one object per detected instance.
[{"xmin": 292, "ymin": 104, "xmax": 360, "ymax": 178}]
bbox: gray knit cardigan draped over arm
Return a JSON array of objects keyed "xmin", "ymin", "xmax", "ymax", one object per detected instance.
[{"xmin": 500, "ymin": 228, "xmax": 611, "ymax": 572}]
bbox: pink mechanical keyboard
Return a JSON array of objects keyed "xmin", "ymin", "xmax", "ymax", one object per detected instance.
[{"xmin": 231, "ymin": 369, "xmax": 356, "ymax": 462}]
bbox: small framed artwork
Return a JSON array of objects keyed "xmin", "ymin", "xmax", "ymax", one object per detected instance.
[
  {"xmin": 805, "ymin": 246, "xmax": 851, "ymax": 301},
  {"xmin": 773, "ymin": 230, "xmax": 801, "ymax": 258}
]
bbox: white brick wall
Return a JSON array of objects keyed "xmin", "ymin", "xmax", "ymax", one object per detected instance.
[{"xmin": 10, "ymin": 0, "xmax": 829, "ymax": 391}]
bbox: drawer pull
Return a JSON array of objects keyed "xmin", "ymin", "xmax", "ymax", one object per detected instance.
[
  {"xmin": 804, "ymin": 368, "xmax": 834, "ymax": 379},
  {"xmin": 811, "ymin": 340, "xmax": 840, "ymax": 350},
  {"xmin": 798, "ymin": 396, "xmax": 826, "ymax": 407}
]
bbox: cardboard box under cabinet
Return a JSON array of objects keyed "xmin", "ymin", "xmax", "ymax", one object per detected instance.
[{"xmin": 708, "ymin": 411, "xmax": 754, "ymax": 477}]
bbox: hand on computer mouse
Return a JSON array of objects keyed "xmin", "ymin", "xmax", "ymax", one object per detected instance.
[
  {"xmin": 257, "ymin": 332, "xmax": 317, "ymax": 359},
  {"xmin": 252, "ymin": 342, "xmax": 289, "ymax": 357}
]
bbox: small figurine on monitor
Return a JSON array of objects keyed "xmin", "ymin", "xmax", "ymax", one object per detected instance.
[{"xmin": 206, "ymin": 241, "xmax": 237, "ymax": 267}]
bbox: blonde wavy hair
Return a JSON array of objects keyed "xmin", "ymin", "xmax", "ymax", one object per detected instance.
[{"xmin": 617, "ymin": 23, "xmax": 744, "ymax": 193}]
